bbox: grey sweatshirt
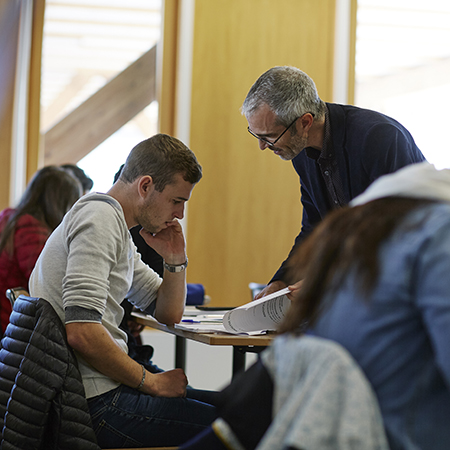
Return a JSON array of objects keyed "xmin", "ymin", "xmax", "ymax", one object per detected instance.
[{"xmin": 30, "ymin": 193, "xmax": 162, "ymax": 398}]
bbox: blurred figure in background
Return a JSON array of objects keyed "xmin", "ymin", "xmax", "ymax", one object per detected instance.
[
  {"xmin": 0, "ymin": 166, "xmax": 82, "ymax": 334},
  {"xmin": 61, "ymin": 163, "xmax": 94, "ymax": 195}
]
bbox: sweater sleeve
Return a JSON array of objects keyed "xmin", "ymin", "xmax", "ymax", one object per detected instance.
[
  {"xmin": 125, "ymin": 247, "xmax": 162, "ymax": 313},
  {"xmin": 61, "ymin": 197, "xmax": 162, "ymax": 321},
  {"xmin": 61, "ymin": 200, "xmax": 128, "ymax": 318}
]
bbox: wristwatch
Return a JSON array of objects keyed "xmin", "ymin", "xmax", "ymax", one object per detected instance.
[{"xmin": 163, "ymin": 259, "xmax": 188, "ymax": 273}]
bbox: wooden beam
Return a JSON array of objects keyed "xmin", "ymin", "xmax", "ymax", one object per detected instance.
[
  {"xmin": 133, "ymin": 110, "xmax": 157, "ymax": 136},
  {"xmin": 41, "ymin": 72, "xmax": 93, "ymax": 131},
  {"xmin": 43, "ymin": 45, "xmax": 157, "ymax": 165},
  {"xmin": 26, "ymin": 0, "xmax": 45, "ymax": 180}
]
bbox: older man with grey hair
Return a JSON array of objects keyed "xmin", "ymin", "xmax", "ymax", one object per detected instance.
[{"xmin": 242, "ymin": 66, "xmax": 426, "ymax": 299}]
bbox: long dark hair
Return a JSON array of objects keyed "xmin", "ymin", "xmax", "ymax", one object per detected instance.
[
  {"xmin": 278, "ymin": 197, "xmax": 436, "ymax": 334},
  {"xmin": 0, "ymin": 166, "xmax": 82, "ymax": 255}
]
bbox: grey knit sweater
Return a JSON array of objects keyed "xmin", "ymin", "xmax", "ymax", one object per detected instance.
[{"xmin": 30, "ymin": 193, "xmax": 162, "ymax": 398}]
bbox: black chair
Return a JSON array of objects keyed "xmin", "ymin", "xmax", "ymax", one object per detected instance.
[
  {"xmin": 5, "ymin": 287, "xmax": 29, "ymax": 307},
  {"xmin": 0, "ymin": 293, "xmax": 181, "ymax": 450},
  {"xmin": 0, "ymin": 295, "xmax": 100, "ymax": 449}
]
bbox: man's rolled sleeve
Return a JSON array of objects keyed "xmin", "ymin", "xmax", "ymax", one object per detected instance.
[{"xmin": 65, "ymin": 305, "xmax": 102, "ymax": 324}]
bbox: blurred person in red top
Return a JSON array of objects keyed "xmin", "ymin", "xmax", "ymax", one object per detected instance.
[{"xmin": 0, "ymin": 166, "xmax": 82, "ymax": 334}]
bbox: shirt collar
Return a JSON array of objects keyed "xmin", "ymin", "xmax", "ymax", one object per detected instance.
[{"xmin": 305, "ymin": 106, "xmax": 332, "ymax": 161}]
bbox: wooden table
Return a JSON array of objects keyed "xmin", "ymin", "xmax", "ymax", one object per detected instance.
[{"xmin": 132, "ymin": 312, "xmax": 273, "ymax": 378}]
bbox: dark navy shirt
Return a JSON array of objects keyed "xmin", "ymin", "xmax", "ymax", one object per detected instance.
[{"xmin": 272, "ymin": 103, "xmax": 426, "ymax": 283}]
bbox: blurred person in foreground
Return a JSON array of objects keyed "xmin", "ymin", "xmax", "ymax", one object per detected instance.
[
  {"xmin": 279, "ymin": 161, "xmax": 450, "ymax": 450},
  {"xmin": 0, "ymin": 166, "xmax": 82, "ymax": 334}
]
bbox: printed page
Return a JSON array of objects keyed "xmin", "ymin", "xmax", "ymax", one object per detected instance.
[
  {"xmin": 174, "ymin": 321, "xmax": 267, "ymax": 335},
  {"xmin": 223, "ymin": 287, "xmax": 291, "ymax": 333},
  {"xmin": 174, "ymin": 322, "xmax": 230, "ymax": 333}
]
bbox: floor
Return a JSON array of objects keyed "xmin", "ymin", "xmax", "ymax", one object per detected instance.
[{"xmin": 140, "ymin": 328, "xmax": 258, "ymax": 391}]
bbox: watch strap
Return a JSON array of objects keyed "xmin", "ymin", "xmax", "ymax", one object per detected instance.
[{"xmin": 163, "ymin": 259, "xmax": 188, "ymax": 273}]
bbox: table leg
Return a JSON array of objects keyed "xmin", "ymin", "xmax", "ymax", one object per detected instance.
[
  {"xmin": 175, "ymin": 335, "xmax": 186, "ymax": 370},
  {"xmin": 232, "ymin": 347, "xmax": 246, "ymax": 378}
]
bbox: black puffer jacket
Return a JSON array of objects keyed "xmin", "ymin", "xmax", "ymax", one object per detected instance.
[{"xmin": 0, "ymin": 296, "xmax": 100, "ymax": 450}]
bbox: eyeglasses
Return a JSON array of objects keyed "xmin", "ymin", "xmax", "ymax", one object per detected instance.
[{"xmin": 247, "ymin": 113, "xmax": 314, "ymax": 147}]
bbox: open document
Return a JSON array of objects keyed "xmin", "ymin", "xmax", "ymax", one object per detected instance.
[{"xmin": 175, "ymin": 287, "xmax": 291, "ymax": 335}]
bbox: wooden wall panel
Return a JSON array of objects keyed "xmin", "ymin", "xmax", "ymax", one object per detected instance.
[{"xmin": 186, "ymin": 0, "xmax": 336, "ymax": 306}]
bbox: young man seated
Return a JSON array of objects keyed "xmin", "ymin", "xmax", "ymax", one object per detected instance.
[{"xmin": 30, "ymin": 134, "xmax": 217, "ymax": 448}]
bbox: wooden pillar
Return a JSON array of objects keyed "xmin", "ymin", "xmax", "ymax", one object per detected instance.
[{"xmin": 183, "ymin": 0, "xmax": 338, "ymax": 306}]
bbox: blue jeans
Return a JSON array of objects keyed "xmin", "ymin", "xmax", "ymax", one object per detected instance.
[{"xmin": 88, "ymin": 384, "xmax": 217, "ymax": 448}]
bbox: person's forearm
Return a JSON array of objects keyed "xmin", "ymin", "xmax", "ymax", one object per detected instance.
[
  {"xmin": 153, "ymin": 270, "xmax": 186, "ymax": 324},
  {"xmin": 67, "ymin": 322, "xmax": 144, "ymax": 387},
  {"xmin": 138, "ymin": 223, "xmax": 188, "ymax": 324},
  {"xmin": 66, "ymin": 321, "xmax": 187, "ymax": 397}
]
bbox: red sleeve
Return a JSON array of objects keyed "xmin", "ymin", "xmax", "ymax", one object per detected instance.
[{"xmin": 14, "ymin": 215, "xmax": 51, "ymax": 279}]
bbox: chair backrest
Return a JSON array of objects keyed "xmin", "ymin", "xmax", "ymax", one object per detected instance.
[
  {"xmin": 5, "ymin": 287, "xmax": 30, "ymax": 307},
  {"xmin": 181, "ymin": 335, "xmax": 389, "ymax": 450},
  {"xmin": 256, "ymin": 335, "xmax": 389, "ymax": 450}
]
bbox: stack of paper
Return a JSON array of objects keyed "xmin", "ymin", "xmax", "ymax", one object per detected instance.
[{"xmin": 175, "ymin": 287, "xmax": 291, "ymax": 335}]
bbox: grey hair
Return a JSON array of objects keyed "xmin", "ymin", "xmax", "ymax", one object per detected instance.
[{"xmin": 241, "ymin": 66, "xmax": 326, "ymax": 126}]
